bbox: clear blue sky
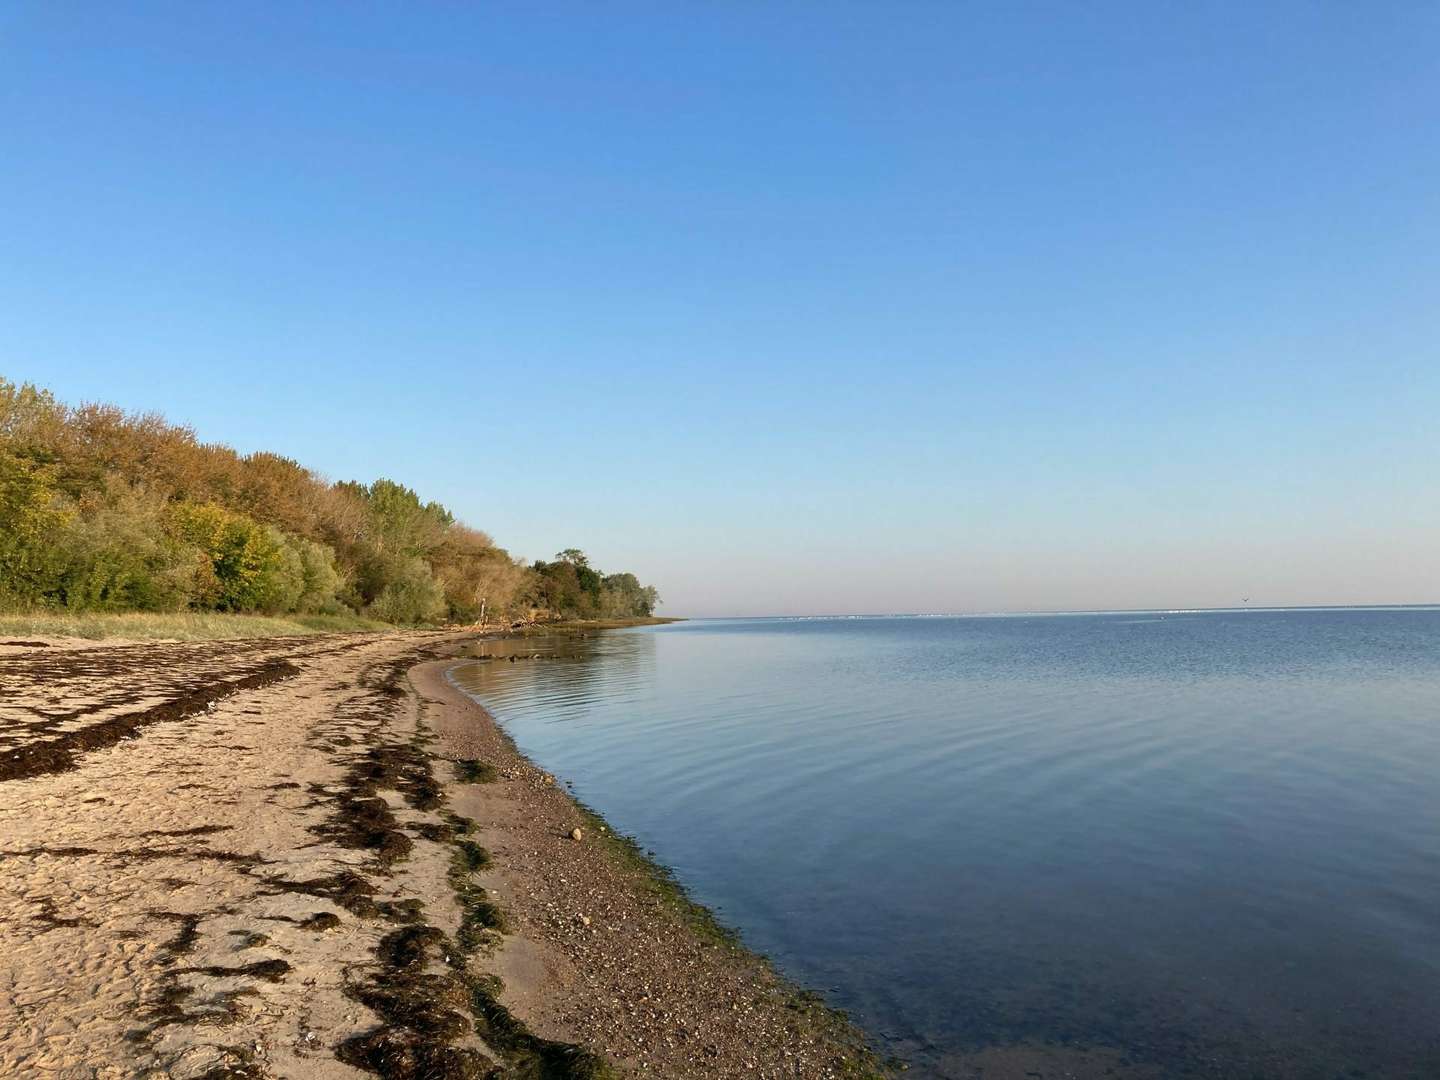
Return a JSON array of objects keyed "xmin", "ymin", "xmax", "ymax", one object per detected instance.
[{"xmin": 3, "ymin": 3, "xmax": 1437, "ymax": 615}]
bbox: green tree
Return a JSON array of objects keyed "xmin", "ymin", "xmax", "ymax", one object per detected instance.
[
  {"xmin": 0, "ymin": 447, "xmax": 68, "ymax": 605},
  {"xmin": 365, "ymin": 556, "xmax": 447, "ymax": 624},
  {"xmin": 360, "ymin": 478, "xmax": 453, "ymax": 555},
  {"xmin": 171, "ymin": 503, "xmax": 297, "ymax": 612},
  {"xmin": 0, "ymin": 378, "xmax": 658, "ymax": 626},
  {"xmin": 54, "ymin": 486, "xmax": 204, "ymax": 611}
]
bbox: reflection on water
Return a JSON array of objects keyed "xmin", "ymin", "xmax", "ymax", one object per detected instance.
[{"xmin": 449, "ymin": 611, "xmax": 1440, "ymax": 1078}]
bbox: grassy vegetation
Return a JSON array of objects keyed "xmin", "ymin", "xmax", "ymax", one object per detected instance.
[
  {"xmin": 0, "ymin": 612, "xmax": 682, "ymax": 643},
  {"xmin": 0, "ymin": 609, "xmax": 389, "ymax": 641}
]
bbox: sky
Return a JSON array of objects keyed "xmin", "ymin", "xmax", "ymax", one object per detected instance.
[{"xmin": 2, "ymin": 3, "xmax": 1437, "ymax": 616}]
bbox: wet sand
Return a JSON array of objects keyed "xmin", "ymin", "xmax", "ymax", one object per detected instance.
[{"xmin": 0, "ymin": 631, "xmax": 883, "ymax": 1078}]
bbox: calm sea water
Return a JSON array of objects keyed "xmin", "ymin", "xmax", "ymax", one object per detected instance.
[{"xmin": 448, "ymin": 610, "xmax": 1440, "ymax": 1079}]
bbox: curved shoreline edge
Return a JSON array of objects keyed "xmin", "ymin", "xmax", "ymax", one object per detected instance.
[
  {"xmin": 418, "ymin": 650, "xmax": 891, "ymax": 1077},
  {"xmin": 0, "ymin": 629, "xmax": 890, "ymax": 1079}
]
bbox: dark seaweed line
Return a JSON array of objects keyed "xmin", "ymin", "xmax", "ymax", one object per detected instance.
[
  {"xmin": 0, "ymin": 659, "xmax": 301, "ymax": 783},
  {"xmin": 335, "ymin": 649, "xmax": 619, "ymax": 1079}
]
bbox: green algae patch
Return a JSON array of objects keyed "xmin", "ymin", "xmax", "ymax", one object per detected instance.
[
  {"xmin": 454, "ymin": 759, "xmax": 499, "ymax": 784},
  {"xmin": 464, "ymin": 976, "xmax": 622, "ymax": 1080},
  {"xmin": 454, "ymin": 839, "xmax": 491, "ymax": 872},
  {"xmin": 573, "ymin": 798, "xmax": 740, "ymax": 951},
  {"xmin": 449, "ymin": 847, "xmax": 508, "ymax": 949}
]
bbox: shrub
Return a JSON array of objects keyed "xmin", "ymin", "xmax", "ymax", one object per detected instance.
[
  {"xmin": 365, "ymin": 556, "xmax": 447, "ymax": 624},
  {"xmin": 54, "ymin": 486, "xmax": 203, "ymax": 611},
  {"xmin": 292, "ymin": 535, "xmax": 346, "ymax": 614},
  {"xmin": 171, "ymin": 502, "xmax": 303, "ymax": 613},
  {"xmin": 0, "ymin": 447, "xmax": 68, "ymax": 606}
]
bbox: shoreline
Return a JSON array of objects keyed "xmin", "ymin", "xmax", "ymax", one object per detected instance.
[{"xmin": 0, "ymin": 629, "xmax": 886, "ymax": 1078}]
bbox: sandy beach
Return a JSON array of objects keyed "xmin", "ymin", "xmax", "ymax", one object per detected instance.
[{"xmin": 0, "ymin": 630, "xmax": 882, "ymax": 1079}]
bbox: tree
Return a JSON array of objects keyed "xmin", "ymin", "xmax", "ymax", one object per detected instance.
[
  {"xmin": 553, "ymin": 548, "xmax": 588, "ymax": 567},
  {"xmin": 530, "ymin": 551, "xmax": 658, "ymax": 620},
  {"xmin": 171, "ymin": 502, "xmax": 301, "ymax": 613},
  {"xmin": 0, "ymin": 378, "xmax": 658, "ymax": 626},
  {"xmin": 364, "ymin": 556, "xmax": 447, "ymax": 624},
  {"xmin": 0, "ymin": 447, "xmax": 68, "ymax": 605},
  {"xmin": 599, "ymin": 572, "xmax": 661, "ymax": 617},
  {"xmin": 53, "ymin": 483, "xmax": 203, "ymax": 612},
  {"xmin": 362, "ymin": 479, "xmax": 453, "ymax": 555}
]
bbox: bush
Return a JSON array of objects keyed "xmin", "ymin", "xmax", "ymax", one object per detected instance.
[
  {"xmin": 292, "ymin": 535, "xmax": 346, "ymax": 614},
  {"xmin": 365, "ymin": 556, "xmax": 447, "ymax": 624},
  {"xmin": 0, "ymin": 448, "xmax": 68, "ymax": 606},
  {"xmin": 171, "ymin": 502, "xmax": 317, "ymax": 613},
  {"xmin": 54, "ymin": 486, "xmax": 204, "ymax": 611}
]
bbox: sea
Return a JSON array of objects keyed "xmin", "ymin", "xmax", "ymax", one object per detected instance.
[{"xmin": 447, "ymin": 609, "xmax": 1440, "ymax": 1078}]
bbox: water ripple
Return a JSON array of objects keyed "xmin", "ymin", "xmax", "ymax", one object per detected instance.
[{"xmin": 449, "ymin": 612, "xmax": 1440, "ymax": 1078}]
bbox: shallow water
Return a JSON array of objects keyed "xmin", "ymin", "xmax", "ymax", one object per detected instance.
[{"xmin": 448, "ymin": 610, "xmax": 1440, "ymax": 1078}]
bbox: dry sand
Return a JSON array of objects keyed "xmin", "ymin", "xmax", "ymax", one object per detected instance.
[{"xmin": 0, "ymin": 631, "xmax": 884, "ymax": 1079}]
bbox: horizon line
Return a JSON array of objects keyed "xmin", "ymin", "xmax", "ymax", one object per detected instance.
[{"xmin": 664, "ymin": 603, "xmax": 1440, "ymax": 621}]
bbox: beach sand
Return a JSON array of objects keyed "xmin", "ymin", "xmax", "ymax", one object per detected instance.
[{"xmin": 0, "ymin": 631, "xmax": 882, "ymax": 1078}]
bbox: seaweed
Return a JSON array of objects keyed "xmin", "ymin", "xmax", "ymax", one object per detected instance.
[
  {"xmin": 448, "ymin": 846, "xmax": 507, "ymax": 949},
  {"xmin": 253, "ymin": 870, "xmax": 422, "ymax": 923},
  {"xmin": 454, "ymin": 759, "xmax": 498, "ymax": 784},
  {"xmin": 337, "ymin": 925, "xmax": 487, "ymax": 1078},
  {"xmin": 340, "ymin": 918, "xmax": 621, "ymax": 1080},
  {"xmin": 32, "ymin": 897, "xmax": 90, "ymax": 932},
  {"xmin": 155, "ymin": 911, "xmax": 203, "ymax": 958},
  {"xmin": 0, "ymin": 659, "xmax": 300, "ymax": 782},
  {"xmin": 178, "ymin": 958, "xmax": 292, "ymax": 982},
  {"xmin": 454, "ymin": 839, "xmax": 491, "ymax": 873}
]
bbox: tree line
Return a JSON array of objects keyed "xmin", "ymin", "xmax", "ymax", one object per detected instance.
[{"xmin": 0, "ymin": 379, "xmax": 659, "ymax": 624}]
